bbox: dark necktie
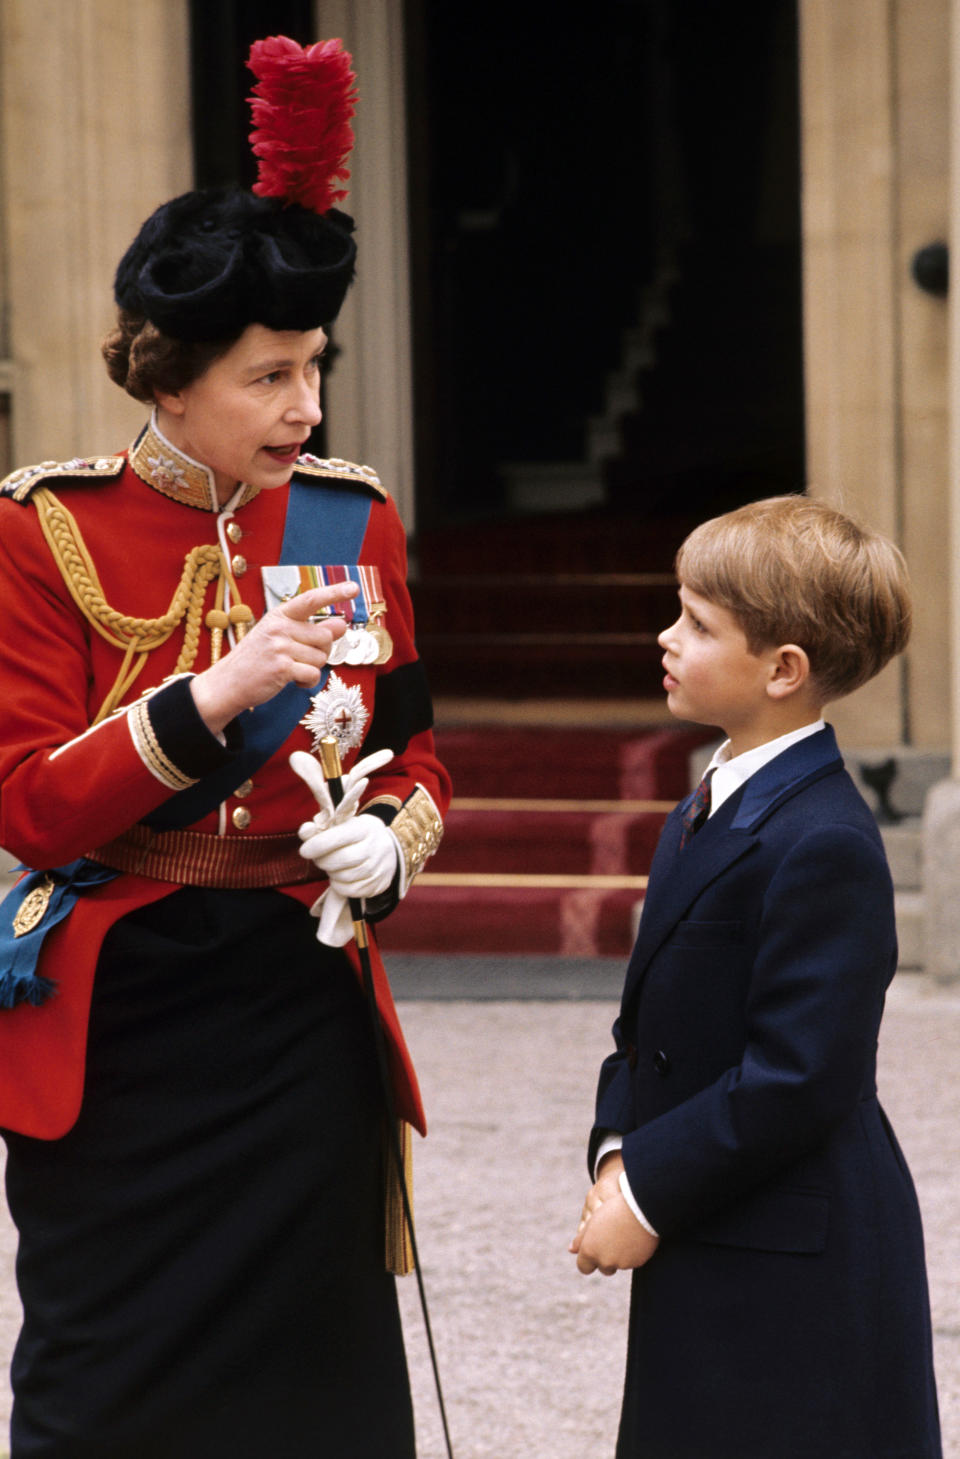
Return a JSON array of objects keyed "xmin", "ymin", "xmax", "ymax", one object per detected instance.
[{"xmin": 679, "ymin": 767, "xmax": 716, "ymax": 849}]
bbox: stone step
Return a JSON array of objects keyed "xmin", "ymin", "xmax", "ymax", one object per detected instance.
[{"xmin": 500, "ymin": 462, "xmax": 605, "ymax": 515}]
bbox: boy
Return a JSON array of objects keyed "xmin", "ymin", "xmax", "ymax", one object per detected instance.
[{"xmin": 570, "ymin": 496, "xmax": 941, "ymax": 1458}]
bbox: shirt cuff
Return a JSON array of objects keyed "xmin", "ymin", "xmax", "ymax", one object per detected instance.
[
  {"xmin": 618, "ymin": 1171, "xmax": 659, "ymax": 1238},
  {"xmin": 593, "ymin": 1133, "xmax": 659, "ymax": 1237},
  {"xmin": 593, "ymin": 1133, "xmax": 624, "ymax": 1180}
]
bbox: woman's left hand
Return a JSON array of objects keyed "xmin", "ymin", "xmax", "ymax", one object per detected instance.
[{"xmin": 300, "ymin": 814, "xmax": 398, "ymax": 899}]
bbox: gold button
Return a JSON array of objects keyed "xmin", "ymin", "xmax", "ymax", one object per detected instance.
[
  {"xmin": 232, "ymin": 806, "xmax": 252, "ymax": 830},
  {"xmin": 226, "ymin": 521, "xmax": 244, "ymax": 543},
  {"xmin": 231, "ymin": 554, "xmax": 248, "ymax": 576},
  {"xmin": 234, "ymin": 779, "xmax": 253, "ymax": 799}
]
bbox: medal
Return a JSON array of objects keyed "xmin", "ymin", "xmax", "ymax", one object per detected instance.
[
  {"xmin": 368, "ymin": 613, "xmax": 393, "ymax": 665},
  {"xmin": 262, "ymin": 563, "xmax": 390, "ymax": 669},
  {"xmin": 12, "ymin": 874, "xmax": 55, "ymax": 938},
  {"xmin": 301, "ymin": 672, "xmax": 369, "ymax": 754},
  {"xmin": 341, "ymin": 626, "xmax": 367, "ymax": 665},
  {"xmin": 326, "ymin": 632, "xmax": 350, "ymax": 666}
]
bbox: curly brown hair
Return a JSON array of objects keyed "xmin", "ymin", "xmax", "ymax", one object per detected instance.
[{"xmin": 101, "ymin": 310, "xmax": 240, "ymax": 403}]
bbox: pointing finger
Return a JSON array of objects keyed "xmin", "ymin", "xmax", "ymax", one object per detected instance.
[{"xmin": 282, "ymin": 583, "xmax": 358, "ymax": 620}]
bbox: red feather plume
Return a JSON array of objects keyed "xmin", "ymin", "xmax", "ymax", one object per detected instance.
[{"xmin": 247, "ymin": 36, "xmax": 358, "ymax": 215}]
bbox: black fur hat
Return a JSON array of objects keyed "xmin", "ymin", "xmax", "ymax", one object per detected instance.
[
  {"xmin": 114, "ymin": 36, "xmax": 359, "ymax": 342},
  {"xmin": 113, "ymin": 187, "xmax": 356, "ymax": 341}
]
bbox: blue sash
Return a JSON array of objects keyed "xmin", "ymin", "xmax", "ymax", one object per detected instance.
[
  {"xmin": 147, "ymin": 480, "xmax": 372, "ymax": 829},
  {"xmin": 0, "ymin": 860, "xmax": 118, "ymax": 1008},
  {"xmin": 0, "ymin": 478, "xmax": 374, "ymax": 1007}
]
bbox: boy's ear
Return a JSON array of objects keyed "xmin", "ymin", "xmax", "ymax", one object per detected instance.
[{"xmin": 766, "ymin": 644, "xmax": 811, "ymax": 699}]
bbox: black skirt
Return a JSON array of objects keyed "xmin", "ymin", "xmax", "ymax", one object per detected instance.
[{"xmin": 3, "ymin": 888, "xmax": 414, "ymax": 1459}]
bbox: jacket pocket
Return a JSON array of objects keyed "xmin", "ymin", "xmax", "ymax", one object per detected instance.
[{"xmin": 687, "ymin": 1185, "xmax": 829, "ymax": 1254}]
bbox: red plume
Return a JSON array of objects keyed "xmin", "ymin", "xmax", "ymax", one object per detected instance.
[{"xmin": 247, "ymin": 36, "xmax": 358, "ymax": 215}]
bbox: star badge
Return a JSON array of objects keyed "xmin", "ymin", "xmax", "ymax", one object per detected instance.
[{"xmin": 300, "ymin": 672, "xmax": 369, "ymax": 754}]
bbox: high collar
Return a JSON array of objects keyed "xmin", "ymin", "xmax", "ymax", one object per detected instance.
[{"xmin": 128, "ymin": 412, "xmax": 262, "ymax": 513}]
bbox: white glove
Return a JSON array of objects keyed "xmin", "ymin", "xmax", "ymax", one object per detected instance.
[
  {"xmin": 303, "ymin": 819, "xmax": 400, "ymax": 947},
  {"xmin": 289, "ymin": 747, "xmax": 395, "ymax": 834},
  {"xmin": 298, "ymin": 814, "xmax": 398, "ymax": 899},
  {"xmin": 290, "ymin": 746, "xmax": 399, "ymax": 948},
  {"xmin": 307, "ymin": 887, "xmax": 356, "ymax": 947}
]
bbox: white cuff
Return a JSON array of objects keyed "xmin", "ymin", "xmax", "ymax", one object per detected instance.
[
  {"xmin": 618, "ymin": 1170, "xmax": 659, "ymax": 1237},
  {"xmin": 593, "ymin": 1133, "xmax": 623, "ymax": 1181}
]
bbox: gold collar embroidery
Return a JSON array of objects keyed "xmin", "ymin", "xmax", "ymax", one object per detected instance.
[{"xmin": 129, "ymin": 415, "xmax": 261, "ymax": 513}]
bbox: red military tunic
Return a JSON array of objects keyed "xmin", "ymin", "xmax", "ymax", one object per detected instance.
[{"xmin": 0, "ymin": 419, "xmax": 450, "ymax": 1139}]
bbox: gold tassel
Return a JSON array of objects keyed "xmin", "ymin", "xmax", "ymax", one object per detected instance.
[{"xmin": 385, "ymin": 1119, "xmax": 415, "ymax": 1275}]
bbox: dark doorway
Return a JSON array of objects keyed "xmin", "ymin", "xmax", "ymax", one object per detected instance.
[
  {"xmin": 405, "ymin": 0, "xmax": 805, "ymax": 532},
  {"xmin": 189, "ymin": 0, "xmax": 315, "ymax": 189},
  {"xmin": 187, "ymin": 0, "xmax": 333, "ymax": 457}
]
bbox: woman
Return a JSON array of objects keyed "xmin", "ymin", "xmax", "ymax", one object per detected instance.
[{"xmin": 0, "ymin": 37, "xmax": 449, "ymax": 1458}]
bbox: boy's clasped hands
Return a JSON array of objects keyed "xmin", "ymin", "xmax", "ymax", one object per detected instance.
[{"xmin": 570, "ymin": 1152, "xmax": 660, "ymax": 1276}]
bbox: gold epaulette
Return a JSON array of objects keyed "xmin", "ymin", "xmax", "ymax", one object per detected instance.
[
  {"xmin": 0, "ymin": 455, "xmax": 125, "ymax": 503},
  {"xmin": 292, "ymin": 454, "xmax": 387, "ymax": 501}
]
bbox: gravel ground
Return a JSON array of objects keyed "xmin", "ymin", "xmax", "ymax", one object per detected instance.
[{"xmin": 1, "ymin": 976, "xmax": 958, "ymax": 1457}]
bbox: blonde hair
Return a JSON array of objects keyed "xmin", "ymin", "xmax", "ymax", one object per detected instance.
[{"xmin": 675, "ymin": 495, "xmax": 912, "ymax": 702}]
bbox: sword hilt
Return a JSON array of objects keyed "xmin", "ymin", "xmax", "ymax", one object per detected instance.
[
  {"xmin": 318, "ymin": 735, "xmax": 346, "ymax": 807},
  {"xmin": 318, "ymin": 735, "xmax": 368, "ymax": 947}
]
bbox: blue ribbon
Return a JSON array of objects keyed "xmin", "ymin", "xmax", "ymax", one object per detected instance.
[
  {"xmin": 0, "ymin": 860, "xmax": 119, "ymax": 1008},
  {"xmin": 147, "ymin": 479, "xmax": 372, "ymax": 831}
]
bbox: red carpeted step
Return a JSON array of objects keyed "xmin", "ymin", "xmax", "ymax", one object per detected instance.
[
  {"xmin": 431, "ymin": 805, "xmax": 668, "ymax": 876},
  {"xmin": 411, "ymin": 511, "xmax": 693, "ymax": 702},
  {"xmin": 434, "ymin": 724, "xmax": 715, "ymax": 801},
  {"xmin": 410, "ymin": 574, "xmax": 678, "ymax": 635},
  {"xmin": 419, "ymin": 634, "xmax": 664, "ymax": 698},
  {"xmin": 378, "ymin": 883, "xmax": 644, "ymax": 958},
  {"xmin": 381, "ymin": 722, "xmax": 712, "ymax": 958},
  {"xmin": 416, "ymin": 510, "xmax": 696, "ymax": 575}
]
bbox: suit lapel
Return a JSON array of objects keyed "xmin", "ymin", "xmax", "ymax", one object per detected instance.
[
  {"xmin": 621, "ymin": 809, "xmax": 755, "ymax": 1009},
  {"xmin": 621, "ymin": 726, "xmax": 845, "ymax": 1010}
]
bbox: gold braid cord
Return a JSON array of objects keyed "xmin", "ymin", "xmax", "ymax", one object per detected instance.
[{"xmin": 31, "ymin": 486, "xmax": 223, "ymax": 722}]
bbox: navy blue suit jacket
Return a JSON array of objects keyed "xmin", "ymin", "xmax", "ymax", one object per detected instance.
[{"xmin": 590, "ymin": 726, "xmax": 941, "ymax": 1458}]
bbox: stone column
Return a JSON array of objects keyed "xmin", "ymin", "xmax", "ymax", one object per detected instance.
[
  {"xmin": 0, "ymin": 0, "xmax": 192, "ymax": 467},
  {"xmin": 923, "ymin": 0, "xmax": 960, "ymax": 981},
  {"xmin": 799, "ymin": 0, "xmax": 949, "ymax": 754},
  {"xmin": 314, "ymin": 0, "xmax": 416, "ymax": 531}
]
